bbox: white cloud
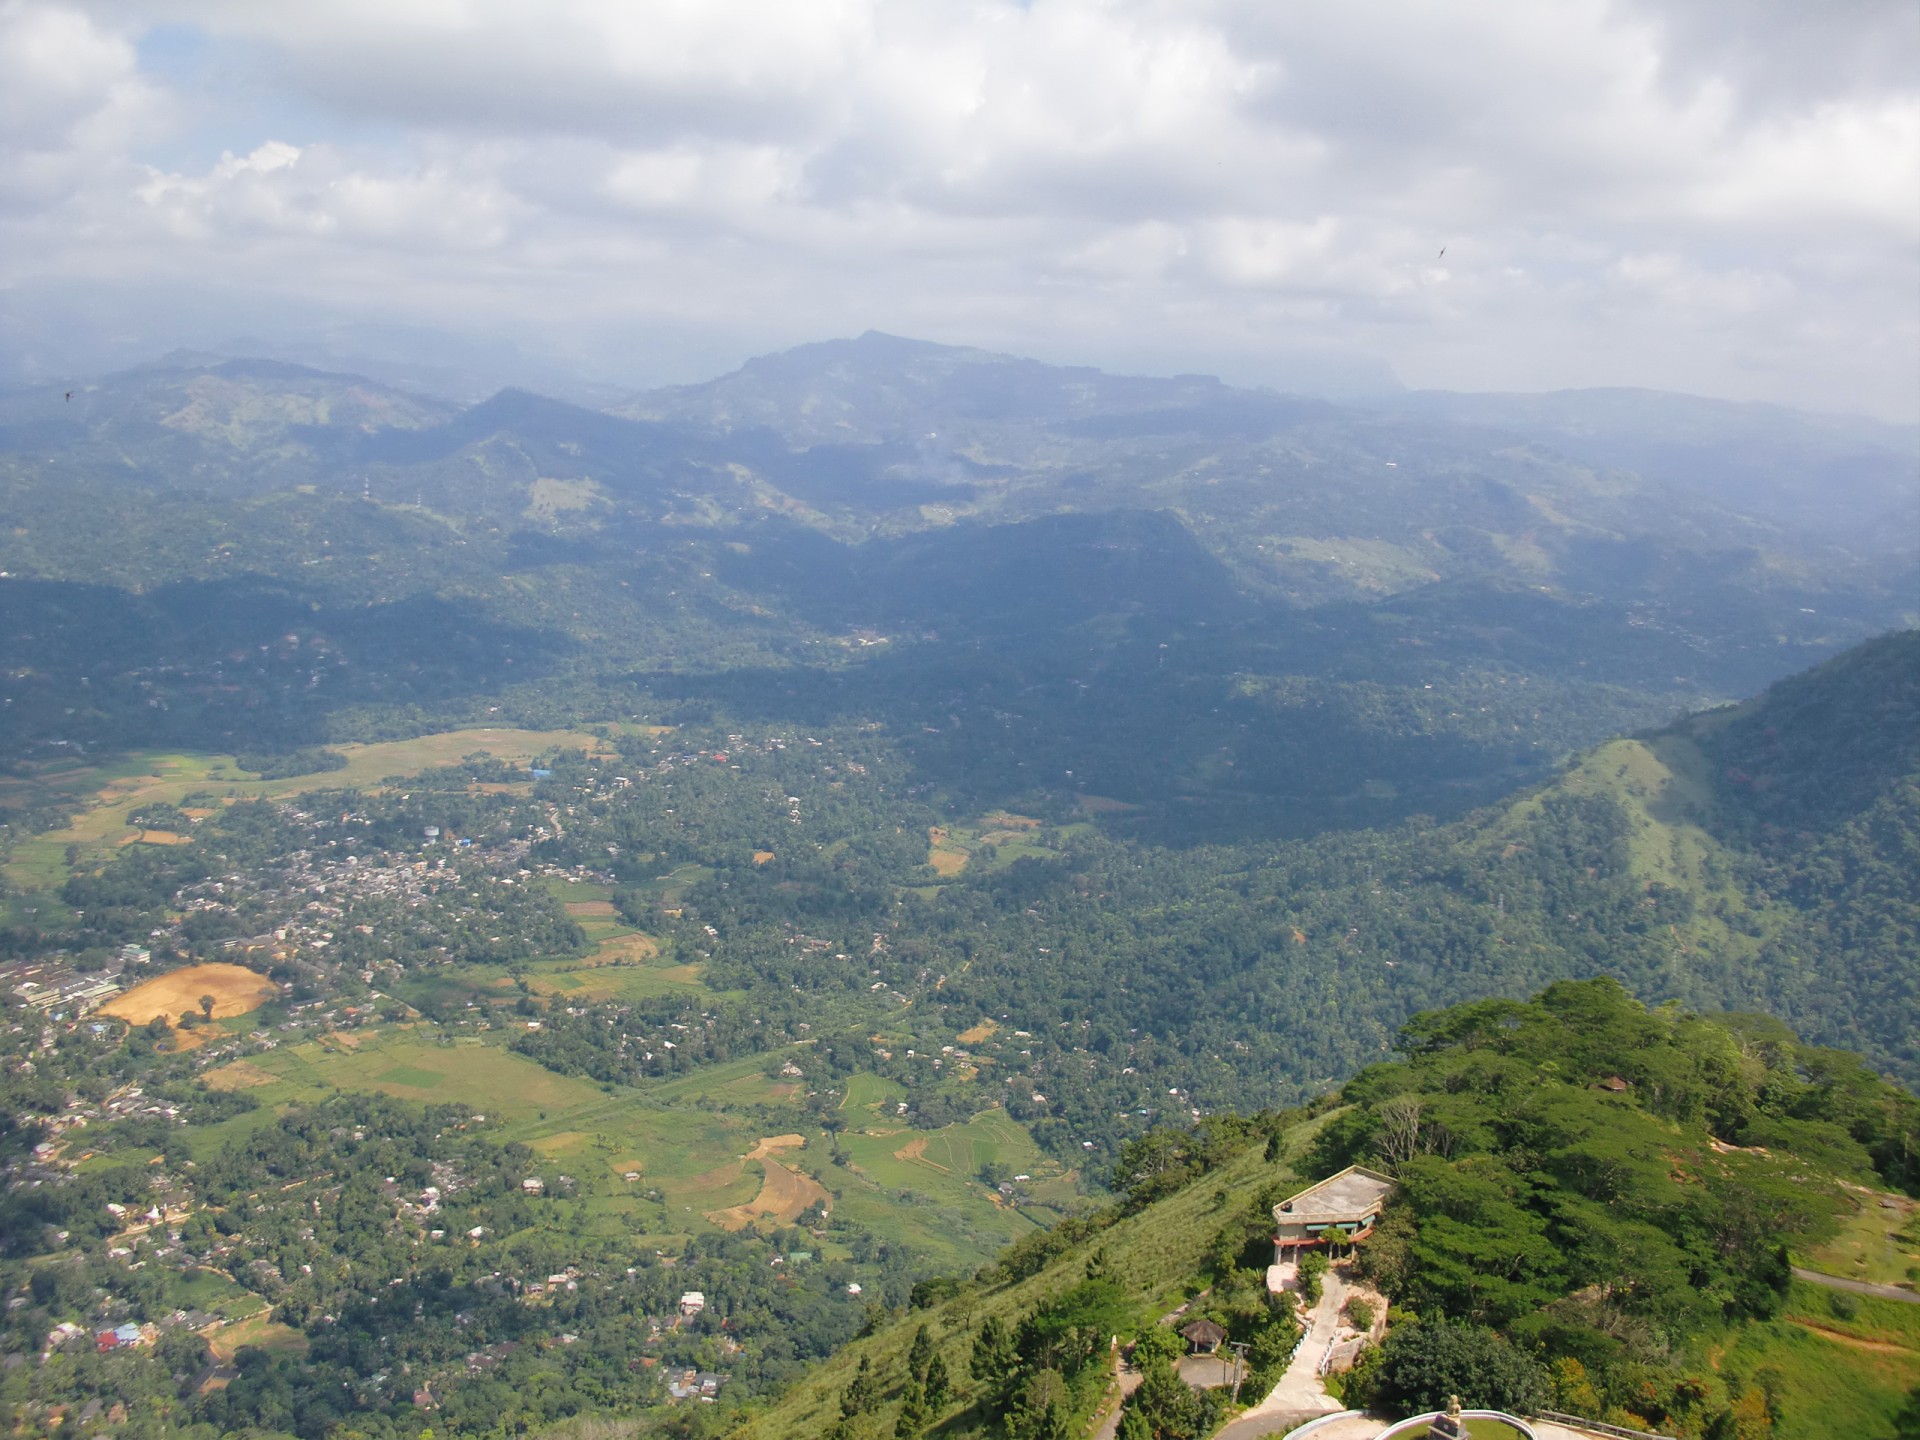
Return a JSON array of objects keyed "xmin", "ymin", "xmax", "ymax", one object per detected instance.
[
  {"xmin": 0, "ymin": 1, "xmax": 167, "ymax": 212},
  {"xmin": 4, "ymin": 0, "xmax": 1916, "ymax": 418}
]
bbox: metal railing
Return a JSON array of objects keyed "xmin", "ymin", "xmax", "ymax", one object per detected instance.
[{"xmin": 1533, "ymin": 1408, "xmax": 1676, "ymax": 1440}]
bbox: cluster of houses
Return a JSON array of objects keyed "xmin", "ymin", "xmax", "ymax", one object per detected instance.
[
  {"xmin": 666, "ymin": 1367, "xmax": 728, "ymax": 1402},
  {"xmin": 1, "ymin": 956, "xmax": 128, "ymax": 1018}
]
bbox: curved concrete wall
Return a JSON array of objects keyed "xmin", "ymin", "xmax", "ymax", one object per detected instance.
[{"xmin": 1371, "ymin": 1411, "xmax": 1537, "ymax": 1440}]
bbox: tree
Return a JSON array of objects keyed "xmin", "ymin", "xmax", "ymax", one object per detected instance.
[
  {"xmin": 894, "ymin": 1375, "xmax": 930, "ymax": 1438},
  {"xmin": 970, "ymin": 1314, "xmax": 1018, "ymax": 1392},
  {"xmin": 1892, "ymin": 1383, "xmax": 1920, "ymax": 1440},
  {"xmin": 899, "ymin": 1324, "xmax": 950, "ymax": 1420},
  {"xmin": 1371, "ymin": 1318, "xmax": 1549, "ymax": 1416},
  {"xmin": 906, "ymin": 1324, "xmax": 936, "ymax": 1382},
  {"xmin": 200, "ymin": 994, "xmax": 217, "ymax": 1021},
  {"xmin": 841, "ymin": 1355, "xmax": 878, "ymax": 1419},
  {"xmin": 1018, "ymin": 1277, "xmax": 1130, "ymax": 1375},
  {"xmin": 922, "ymin": 1349, "xmax": 950, "ymax": 1409},
  {"xmin": 1004, "ymin": 1369, "xmax": 1070, "ymax": 1440},
  {"xmin": 1120, "ymin": 1351, "xmax": 1215, "ymax": 1440},
  {"xmin": 1297, "ymin": 1249, "xmax": 1329, "ymax": 1305}
]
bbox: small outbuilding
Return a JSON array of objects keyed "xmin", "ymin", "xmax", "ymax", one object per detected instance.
[{"xmin": 1179, "ymin": 1318, "xmax": 1227, "ymax": 1355}]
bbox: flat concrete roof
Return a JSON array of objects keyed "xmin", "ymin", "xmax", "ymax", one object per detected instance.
[{"xmin": 1273, "ymin": 1165, "xmax": 1396, "ymax": 1225}]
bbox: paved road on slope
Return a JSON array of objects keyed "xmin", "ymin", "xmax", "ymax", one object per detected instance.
[{"xmin": 1791, "ymin": 1266, "xmax": 1920, "ymax": 1303}]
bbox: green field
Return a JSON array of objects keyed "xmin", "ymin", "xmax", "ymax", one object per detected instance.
[
  {"xmin": 921, "ymin": 813, "xmax": 1058, "ymax": 881},
  {"xmin": 1718, "ymin": 1283, "xmax": 1920, "ymax": 1440},
  {"xmin": 168, "ymin": 1267, "xmax": 263, "ymax": 1320},
  {"xmin": 841, "ymin": 1072, "xmax": 907, "ymax": 1116},
  {"xmin": 642, "ymin": 1054, "xmax": 803, "ymax": 1110},
  {"xmin": 204, "ymin": 1032, "xmax": 765, "ymax": 1234},
  {"xmin": 1805, "ymin": 1190, "xmax": 1920, "ymax": 1290}
]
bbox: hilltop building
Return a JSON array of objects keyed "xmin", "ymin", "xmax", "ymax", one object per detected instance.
[{"xmin": 1271, "ymin": 1164, "xmax": 1396, "ymax": 1261}]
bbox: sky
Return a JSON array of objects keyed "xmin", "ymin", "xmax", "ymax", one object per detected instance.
[{"xmin": 1, "ymin": 0, "xmax": 1916, "ymax": 417}]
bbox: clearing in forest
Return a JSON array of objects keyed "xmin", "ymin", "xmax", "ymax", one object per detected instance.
[
  {"xmin": 927, "ymin": 826, "xmax": 969, "ymax": 875},
  {"xmin": 202, "ymin": 1060, "xmax": 278, "ymax": 1091}
]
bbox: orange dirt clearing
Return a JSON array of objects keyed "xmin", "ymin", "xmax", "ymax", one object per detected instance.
[
  {"xmin": 957, "ymin": 1020, "xmax": 998, "ymax": 1044},
  {"xmin": 100, "ymin": 963, "xmax": 277, "ymax": 1027},
  {"xmin": 1788, "ymin": 1321, "xmax": 1915, "ymax": 1354},
  {"xmin": 745, "ymin": 1134, "xmax": 807, "ymax": 1161},
  {"xmin": 892, "ymin": 1135, "xmax": 951, "ymax": 1172},
  {"xmin": 752, "ymin": 850, "xmax": 775, "ymax": 865}
]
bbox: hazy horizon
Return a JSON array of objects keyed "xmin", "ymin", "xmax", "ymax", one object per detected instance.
[{"xmin": 3, "ymin": 1, "xmax": 1917, "ymax": 420}]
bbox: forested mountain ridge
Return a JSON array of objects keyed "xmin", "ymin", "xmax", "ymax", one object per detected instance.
[
  {"xmin": 1516, "ymin": 630, "xmax": 1920, "ymax": 1085},
  {"xmin": 4, "ymin": 338, "xmax": 1910, "ymax": 853}
]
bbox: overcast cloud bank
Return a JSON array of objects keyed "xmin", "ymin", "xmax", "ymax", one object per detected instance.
[{"xmin": 2, "ymin": 0, "xmax": 1915, "ymax": 417}]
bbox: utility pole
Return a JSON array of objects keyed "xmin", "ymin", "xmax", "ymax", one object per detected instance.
[{"xmin": 1228, "ymin": 1340, "xmax": 1250, "ymax": 1405}]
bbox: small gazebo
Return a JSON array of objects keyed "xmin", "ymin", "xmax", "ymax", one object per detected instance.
[{"xmin": 1179, "ymin": 1318, "xmax": 1226, "ymax": 1355}]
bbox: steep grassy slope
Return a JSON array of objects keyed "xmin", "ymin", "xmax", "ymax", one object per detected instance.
[
  {"xmin": 718, "ymin": 984, "xmax": 1920, "ymax": 1440},
  {"xmin": 717, "ymin": 1115, "xmax": 1316, "ymax": 1440}
]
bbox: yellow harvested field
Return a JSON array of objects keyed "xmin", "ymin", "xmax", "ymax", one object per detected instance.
[
  {"xmin": 202, "ymin": 1060, "xmax": 278, "ymax": 1091},
  {"xmin": 99, "ymin": 963, "xmax": 277, "ymax": 1026},
  {"xmin": 746, "ymin": 1134, "xmax": 808, "ymax": 1162},
  {"xmin": 957, "ymin": 1020, "xmax": 998, "ymax": 1045},
  {"xmin": 592, "ymin": 933, "xmax": 661, "ymax": 962},
  {"xmin": 927, "ymin": 826, "xmax": 970, "ymax": 876},
  {"xmin": 709, "ymin": 1136, "xmax": 828, "ymax": 1231},
  {"xmin": 752, "ymin": 850, "xmax": 775, "ymax": 865},
  {"xmin": 564, "ymin": 900, "xmax": 618, "ymax": 917},
  {"xmin": 119, "ymin": 829, "xmax": 191, "ymax": 846}
]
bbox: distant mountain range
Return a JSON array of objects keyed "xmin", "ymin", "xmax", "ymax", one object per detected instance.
[{"xmin": 0, "ymin": 334, "xmax": 1912, "ymax": 838}]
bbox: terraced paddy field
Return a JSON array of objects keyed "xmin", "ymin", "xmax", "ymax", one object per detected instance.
[{"xmin": 191, "ymin": 1033, "xmax": 1080, "ymax": 1269}]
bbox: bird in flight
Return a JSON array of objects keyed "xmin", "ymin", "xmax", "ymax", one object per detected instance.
[
  {"xmin": 1437, "ymin": 247, "xmax": 1446, "ymax": 260},
  {"xmin": 64, "ymin": 391, "xmax": 72, "ymax": 401}
]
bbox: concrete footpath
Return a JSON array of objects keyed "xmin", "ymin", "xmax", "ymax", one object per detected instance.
[{"xmin": 1213, "ymin": 1267, "xmax": 1350, "ymax": 1439}]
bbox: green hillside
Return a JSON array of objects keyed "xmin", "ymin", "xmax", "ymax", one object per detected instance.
[
  {"xmin": 719, "ymin": 982, "xmax": 1920, "ymax": 1440},
  {"xmin": 1507, "ymin": 630, "xmax": 1920, "ymax": 1086}
]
